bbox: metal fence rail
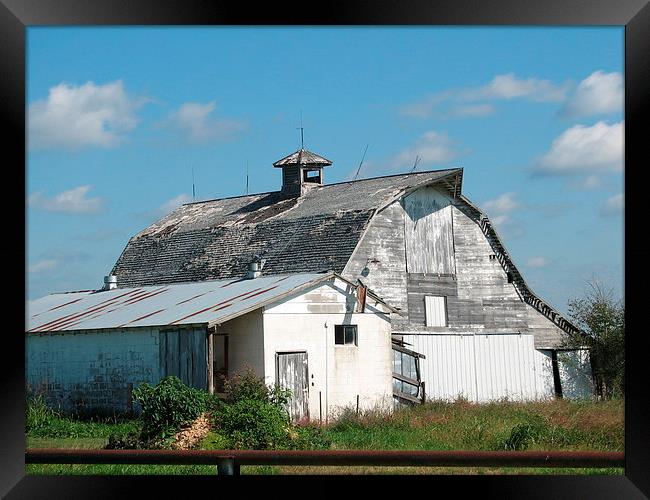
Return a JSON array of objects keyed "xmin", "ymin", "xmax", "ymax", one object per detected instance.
[{"xmin": 26, "ymin": 448, "xmax": 624, "ymax": 475}]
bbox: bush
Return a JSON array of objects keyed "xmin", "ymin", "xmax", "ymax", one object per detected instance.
[
  {"xmin": 105, "ymin": 429, "xmax": 143, "ymax": 450},
  {"xmin": 216, "ymin": 397, "xmax": 291, "ymax": 449},
  {"xmin": 288, "ymin": 425, "xmax": 332, "ymax": 450},
  {"xmin": 26, "ymin": 394, "xmax": 59, "ymax": 434},
  {"xmin": 132, "ymin": 376, "xmax": 208, "ymax": 442},
  {"xmin": 222, "ymin": 368, "xmax": 292, "ymax": 409},
  {"xmin": 499, "ymin": 416, "xmax": 548, "ymax": 451}
]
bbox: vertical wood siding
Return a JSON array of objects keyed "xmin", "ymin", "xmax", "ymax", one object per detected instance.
[
  {"xmin": 403, "ymin": 186, "xmax": 456, "ymax": 275},
  {"xmin": 276, "ymin": 352, "xmax": 309, "ymax": 421},
  {"xmin": 424, "ymin": 296, "xmax": 447, "ymax": 327},
  {"xmin": 159, "ymin": 327, "xmax": 207, "ymax": 390}
]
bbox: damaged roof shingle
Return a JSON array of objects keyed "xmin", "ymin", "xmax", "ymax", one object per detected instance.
[{"xmin": 111, "ymin": 169, "xmax": 462, "ymax": 288}]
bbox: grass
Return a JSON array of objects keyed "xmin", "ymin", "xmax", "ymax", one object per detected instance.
[{"xmin": 26, "ymin": 397, "xmax": 624, "ymax": 475}]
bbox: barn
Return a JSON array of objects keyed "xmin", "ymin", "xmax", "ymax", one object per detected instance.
[
  {"xmin": 26, "ymin": 272, "xmax": 395, "ymax": 419},
  {"xmin": 26, "ymin": 145, "xmax": 594, "ymax": 418}
]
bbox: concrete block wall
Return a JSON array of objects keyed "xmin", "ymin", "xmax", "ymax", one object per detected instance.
[{"xmin": 25, "ymin": 328, "xmax": 161, "ymax": 415}]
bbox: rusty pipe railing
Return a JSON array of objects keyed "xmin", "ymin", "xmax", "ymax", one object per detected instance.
[{"xmin": 26, "ymin": 449, "xmax": 624, "ymax": 475}]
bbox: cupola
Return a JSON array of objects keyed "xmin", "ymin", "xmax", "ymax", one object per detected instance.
[{"xmin": 273, "ymin": 148, "xmax": 333, "ymax": 196}]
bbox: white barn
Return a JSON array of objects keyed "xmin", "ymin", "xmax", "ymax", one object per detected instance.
[{"xmin": 26, "ymin": 272, "xmax": 394, "ymax": 420}]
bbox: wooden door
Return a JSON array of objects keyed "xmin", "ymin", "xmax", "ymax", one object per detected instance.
[{"xmin": 276, "ymin": 352, "xmax": 309, "ymax": 421}]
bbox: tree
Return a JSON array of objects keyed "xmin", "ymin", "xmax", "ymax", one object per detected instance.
[{"xmin": 564, "ymin": 280, "xmax": 624, "ymax": 399}]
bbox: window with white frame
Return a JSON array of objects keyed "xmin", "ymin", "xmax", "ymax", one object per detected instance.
[{"xmin": 425, "ymin": 296, "xmax": 447, "ymax": 327}]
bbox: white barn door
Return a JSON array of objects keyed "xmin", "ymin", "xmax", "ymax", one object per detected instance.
[{"xmin": 276, "ymin": 352, "xmax": 309, "ymax": 421}]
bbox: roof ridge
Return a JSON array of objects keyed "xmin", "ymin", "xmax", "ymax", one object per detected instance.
[{"xmin": 183, "ymin": 167, "xmax": 463, "ymax": 207}]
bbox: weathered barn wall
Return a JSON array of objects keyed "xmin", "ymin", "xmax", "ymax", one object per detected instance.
[
  {"xmin": 342, "ymin": 201, "xmax": 409, "ymax": 329},
  {"xmin": 26, "ymin": 328, "xmax": 161, "ymax": 414},
  {"xmin": 403, "ymin": 186, "xmax": 455, "ymax": 275},
  {"xmin": 262, "ymin": 280, "xmax": 393, "ymax": 419},
  {"xmin": 402, "ymin": 333, "xmax": 556, "ymax": 402},
  {"xmin": 159, "ymin": 328, "xmax": 207, "ymax": 390}
]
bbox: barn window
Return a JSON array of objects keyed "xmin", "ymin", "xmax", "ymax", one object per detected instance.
[
  {"xmin": 425, "ymin": 296, "xmax": 447, "ymax": 327},
  {"xmin": 335, "ymin": 325, "xmax": 358, "ymax": 345}
]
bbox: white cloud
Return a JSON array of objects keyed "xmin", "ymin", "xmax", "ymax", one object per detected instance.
[
  {"xmin": 562, "ymin": 71, "xmax": 623, "ymax": 118},
  {"xmin": 535, "ymin": 121, "xmax": 624, "ymax": 176},
  {"xmin": 570, "ymin": 175, "xmax": 603, "ymax": 190},
  {"xmin": 526, "ymin": 256, "xmax": 549, "ymax": 268},
  {"xmin": 400, "ymin": 73, "xmax": 568, "ymax": 118},
  {"xmin": 28, "ymin": 185, "xmax": 104, "ymax": 214},
  {"xmin": 28, "ymin": 80, "xmax": 142, "ymax": 150},
  {"xmin": 162, "ymin": 101, "xmax": 246, "ymax": 143},
  {"xmin": 159, "ymin": 193, "xmax": 192, "ymax": 215},
  {"xmin": 28, "ymin": 259, "xmax": 59, "ymax": 274},
  {"xmin": 482, "ymin": 192, "xmax": 520, "ymax": 227},
  {"xmin": 392, "ymin": 130, "xmax": 458, "ymax": 168},
  {"xmin": 449, "ymin": 103, "xmax": 496, "ymax": 118},
  {"xmin": 463, "ymin": 73, "xmax": 568, "ymax": 102},
  {"xmin": 600, "ymin": 193, "xmax": 624, "ymax": 216}
]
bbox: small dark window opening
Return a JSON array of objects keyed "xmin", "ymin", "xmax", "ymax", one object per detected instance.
[
  {"xmin": 303, "ymin": 169, "xmax": 321, "ymax": 183},
  {"xmin": 489, "ymin": 254, "xmax": 496, "ymax": 260},
  {"xmin": 335, "ymin": 325, "xmax": 358, "ymax": 346}
]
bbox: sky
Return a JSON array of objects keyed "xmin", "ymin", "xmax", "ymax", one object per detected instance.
[{"xmin": 26, "ymin": 27, "xmax": 624, "ymax": 314}]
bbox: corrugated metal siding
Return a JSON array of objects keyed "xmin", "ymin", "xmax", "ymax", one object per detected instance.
[
  {"xmin": 402, "ymin": 333, "xmax": 548, "ymax": 402},
  {"xmin": 424, "ymin": 296, "xmax": 447, "ymax": 327}
]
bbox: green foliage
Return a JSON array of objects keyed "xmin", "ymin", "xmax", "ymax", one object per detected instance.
[
  {"xmin": 105, "ymin": 429, "xmax": 143, "ymax": 450},
  {"xmin": 288, "ymin": 424, "xmax": 332, "ymax": 450},
  {"xmin": 216, "ymin": 397, "xmax": 291, "ymax": 449},
  {"xmin": 565, "ymin": 280, "xmax": 625, "ymax": 399},
  {"xmin": 499, "ymin": 417, "xmax": 548, "ymax": 450},
  {"xmin": 132, "ymin": 376, "xmax": 208, "ymax": 442},
  {"xmin": 26, "ymin": 394, "xmax": 60, "ymax": 434},
  {"xmin": 222, "ymin": 367, "xmax": 292, "ymax": 409}
]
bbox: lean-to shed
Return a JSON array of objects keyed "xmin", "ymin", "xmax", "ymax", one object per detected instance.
[{"xmin": 26, "ymin": 272, "xmax": 395, "ymax": 420}]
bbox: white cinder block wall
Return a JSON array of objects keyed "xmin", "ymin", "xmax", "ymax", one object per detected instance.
[
  {"xmin": 25, "ymin": 328, "xmax": 161, "ymax": 413},
  {"xmin": 261, "ymin": 280, "xmax": 393, "ymax": 420}
]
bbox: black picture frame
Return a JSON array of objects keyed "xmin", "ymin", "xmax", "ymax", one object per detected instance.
[{"xmin": 3, "ymin": 0, "xmax": 647, "ymax": 497}]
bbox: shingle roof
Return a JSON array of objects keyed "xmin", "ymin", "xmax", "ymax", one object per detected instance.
[
  {"xmin": 272, "ymin": 148, "xmax": 333, "ymax": 167},
  {"xmin": 111, "ymin": 168, "xmax": 463, "ymax": 288}
]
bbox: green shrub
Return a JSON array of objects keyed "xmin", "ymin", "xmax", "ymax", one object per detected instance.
[
  {"xmin": 288, "ymin": 425, "xmax": 332, "ymax": 450},
  {"xmin": 132, "ymin": 376, "xmax": 208, "ymax": 441},
  {"xmin": 216, "ymin": 397, "xmax": 291, "ymax": 449},
  {"xmin": 222, "ymin": 368, "xmax": 292, "ymax": 409},
  {"xmin": 105, "ymin": 429, "xmax": 143, "ymax": 450},
  {"xmin": 500, "ymin": 416, "xmax": 548, "ymax": 450},
  {"xmin": 26, "ymin": 394, "xmax": 59, "ymax": 434}
]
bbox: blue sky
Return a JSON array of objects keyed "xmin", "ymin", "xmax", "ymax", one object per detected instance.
[{"xmin": 26, "ymin": 27, "xmax": 624, "ymax": 314}]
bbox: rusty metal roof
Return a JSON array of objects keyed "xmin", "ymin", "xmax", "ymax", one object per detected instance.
[
  {"xmin": 273, "ymin": 148, "xmax": 333, "ymax": 167},
  {"xmin": 26, "ymin": 272, "xmax": 373, "ymax": 333}
]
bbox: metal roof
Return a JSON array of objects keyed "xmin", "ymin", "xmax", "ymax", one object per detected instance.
[{"xmin": 26, "ymin": 272, "xmax": 371, "ymax": 333}]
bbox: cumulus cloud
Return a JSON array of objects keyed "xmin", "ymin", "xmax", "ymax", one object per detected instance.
[
  {"xmin": 28, "ymin": 80, "xmax": 143, "ymax": 150},
  {"xmin": 400, "ymin": 73, "xmax": 569, "ymax": 118},
  {"xmin": 28, "ymin": 185, "xmax": 104, "ymax": 214},
  {"xmin": 159, "ymin": 193, "xmax": 193, "ymax": 215},
  {"xmin": 562, "ymin": 71, "xmax": 623, "ymax": 118},
  {"xmin": 600, "ymin": 193, "xmax": 624, "ymax": 217},
  {"xmin": 161, "ymin": 101, "xmax": 246, "ymax": 143},
  {"xmin": 391, "ymin": 130, "xmax": 459, "ymax": 169},
  {"xmin": 28, "ymin": 259, "xmax": 59, "ymax": 274},
  {"xmin": 534, "ymin": 121, "xmax": 624, "ymax": 176},
  {"xmin": 526, "ymin": 256, "xmax": 549, "ymax": 268},
  {"xmin": 482, "ymin": 192, "xmax": 520, "ymax": 227}
]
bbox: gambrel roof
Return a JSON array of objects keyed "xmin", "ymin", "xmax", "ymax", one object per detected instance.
[{"xmin": 111, "ymin": 169, "xmax": 463, "ymax": 288}]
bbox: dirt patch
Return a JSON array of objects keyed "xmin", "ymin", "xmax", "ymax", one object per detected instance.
[{"xmin": 171, "ymin": 413, "xmax": 212, "ymax": 450}]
